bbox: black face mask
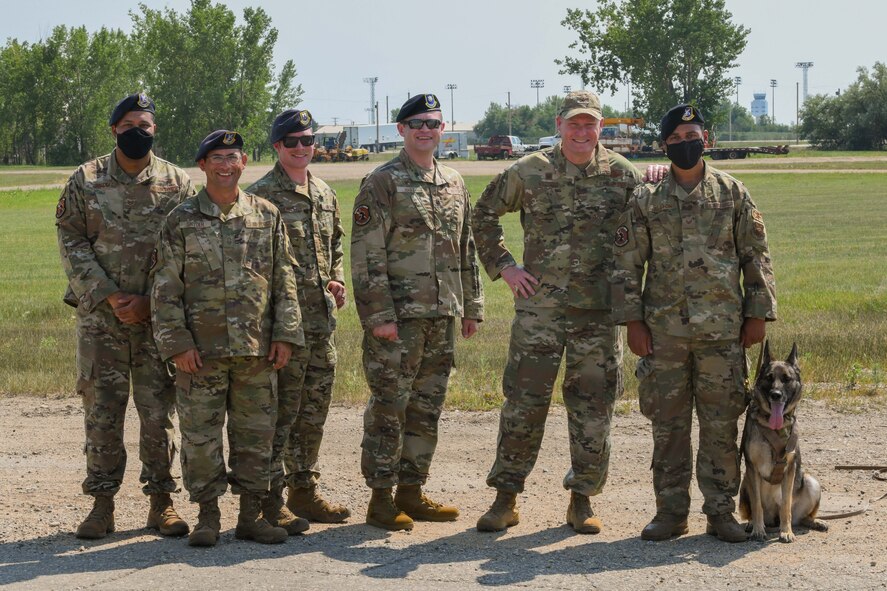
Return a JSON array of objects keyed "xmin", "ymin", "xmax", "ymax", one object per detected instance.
[
  {"xmin": 116, "ymin": 127, "xmax": 154, "ymax": 160},
  {"xmin": 665, "ymin": 139, "xmax": 704, "ymax": 170}
]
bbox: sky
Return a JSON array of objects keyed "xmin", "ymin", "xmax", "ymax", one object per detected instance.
[{"xmin": 1, "ymin": 0, "xmax": 880, "ymax": 128}]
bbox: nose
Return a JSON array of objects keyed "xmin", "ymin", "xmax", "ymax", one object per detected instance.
[{"xmin": 768, "ymin": 390, "xmax": 783, "ymax": 401}]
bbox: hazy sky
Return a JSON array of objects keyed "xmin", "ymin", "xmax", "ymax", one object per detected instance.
[{"xmin": 2, "ymin": 0, "xmax": 879, "ymax": 128}]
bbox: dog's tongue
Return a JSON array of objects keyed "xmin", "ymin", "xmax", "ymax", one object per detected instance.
[{"xmin": 769, "ymin": 402, "xmax": 785, "ymax": 430}]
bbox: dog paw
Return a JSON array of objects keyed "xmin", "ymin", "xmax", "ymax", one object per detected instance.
[
  {"xmin": 811, "ymin": 519, "xmax": 829, "ymax": 532},
  {"xmin": 750, "ymin": 528, "xmax": 768, "ymax": 542},
  {"xmin": 779, "ymin": 531, "xmax": 795, "ymax": 543}
]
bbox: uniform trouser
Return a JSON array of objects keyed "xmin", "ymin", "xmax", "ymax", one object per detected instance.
[
  {"xmin": 486, "ymin": 307, "xmax": 622, "ymax": 496},
  {"xmin": 360, "ymin": 317, "xmax": 455, "ymax": 489},
  {"xmin": 636, "ymin": 335, "xmax": 748, "ymax": 517},
  {"xmin": 268, "ymin": 332, "xmax": 337, "ymax": 490},
  {"xmin": 76, "ymin": 319, "xmax": 177, "ymax": 497},
  {"xmin": 175, "ymin": 356, "xmax": 277, "ymax": 503}
]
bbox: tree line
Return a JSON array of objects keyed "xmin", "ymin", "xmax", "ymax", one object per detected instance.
[{"xmin": 0, "ymin": 0, "xmax": 301, "ymax": 167}]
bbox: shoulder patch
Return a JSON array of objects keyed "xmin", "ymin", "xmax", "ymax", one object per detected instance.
[
  {"xmin": 614, "ymin": 225, "xmax": 629, "ymax": 247},
  {"xmin": 353, "ymin": 204, "xmax": 371, "ymax": 226},
  {"xmin": 752, "ymin": 209, "xmax": 766, "ymax": 239},
  {"xmin": 55, "ymin": 195, "xmax": 66, "ymax": 219}
]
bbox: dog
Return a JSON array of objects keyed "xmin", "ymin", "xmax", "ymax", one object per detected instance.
[{"xmin": 738, "ymin": 341, "xmax": 829, "ymax": 543}]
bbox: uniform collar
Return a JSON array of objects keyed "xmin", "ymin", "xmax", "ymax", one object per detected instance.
[
  {"xmin": 109, "ymin": 151, "xmax": 157, "ymax": 184},
  {"xmin": 197, "ymin": 188, "xmax": 253, "ymax": 220},
  {"xmin": 667, "ymin": 161, "xmax": 712, "ymax": 202},
  {"xmin": 272, "ymin": 161, "xmax": 313, "ymax": 197},
  {"xmin": 398, "ymin": 149, "xmax": 446, "ymax": 186},
  {"xmin": 552, "ymin": 144, "xmax": 610, "ymax": 178}
]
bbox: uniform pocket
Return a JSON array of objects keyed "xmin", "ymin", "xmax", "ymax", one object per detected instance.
[{"xmin": 635, "ymin": 356, "xmax": 657, "ymax": 420}]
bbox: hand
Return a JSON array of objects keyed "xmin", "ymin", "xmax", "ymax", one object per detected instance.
[
  {"xmin": 461, "ymin": 318, "xmax": 479, "ymax": 339},
  {"xmin": 643, "ymin": 164, "xmax": 668, "ymax": 183},
  {"xmin": 268, "ymin": 341, "xmax": 293, "ymax": 369},
  {"xmin": 627, "ymin": 320, "xmax": 653, "ymax": 356},
  {"xmin": 173, "ymin": 348, "xmax": 203, "ymax": 374},
  {"xmin": 113, "ymin": 294, "xmax": 151, "ymax": 324},
  {"xmin": 372, "ymin": 322, "xmax": 398, "ymax": 342},
  {"xmin": 741, "ymin": 317, "xmax": 766, "ymax": 348},
  {"xmin": 106, "ymin": 291, "xmax": 125, "ymax": 309},
  {"xmin": 327, "ymin": 281, "xmax": 346, "ymax": 309},
  {"xmin": 500, "ymin": 265, "xmax": 539, "ymax": 299}
]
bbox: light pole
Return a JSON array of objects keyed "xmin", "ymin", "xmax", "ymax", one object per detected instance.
[
  {"xmin": 446, "ymin": 83, "xmax": 457, "ymax": 131},
  {"xmin": 530, "ymin": 79, "xmax": 544, "ymax": 107},
  {"xmin": 734, "ymin": 76, "xmax": 742, "ymax": 106},
  {"xmin": 795, "ymin": 62, "xmax": 813, "ymax": 103},
  {"xmin": 363, "ymin": 77, "xmax": 378, "ymax": 124},
  {"xmin": 770, "ymin": 79, "xmax": 778, "ymax": 123}
]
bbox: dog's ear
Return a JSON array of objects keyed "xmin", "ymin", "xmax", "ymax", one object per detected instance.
[
  {"xmin": 787, "ymin": 342, "xmax": 799, "ymax": 372},
  {"xmin": 761, "ymin": 340, "xmax": 772, "ymax": 372}
]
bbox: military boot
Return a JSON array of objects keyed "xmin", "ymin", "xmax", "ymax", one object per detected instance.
[
  {"xmin": 706, "ymin": 513, "xmax": 748, "ymax": 543},
  {"xmin": 75, "ymin": 495, "xmax": 115, "ymax": 539},
  {"xmin": 146, "ymin": 493, "xmax": 190, "ymax": 537},
  {"xmin": 476, "ymin": 490, "xmax": 519, "ymax": 532},
  {"xmin": 365, "ymin": 488, "xmax": 414, "ymax": 531},
  {"xmin": 286, "ymin": 484, "xmax": 351, "ymax": 523},
  {"xmin": 395, "ymin": 484, "xmax": 459, "ymax": 522},
  {"xmin": 641, "ymin": 513, "xmax": 689, "ymax": 541},
  {"xmin": 188, "ymin": 498, "xmax": 222, "ymax": 547},
  {"xmin": 234, "ymin": 494, "xmax": 288, "ymax": 544},
  {"xmin": 565, "ymin": 492, "xmax": 603, "ymax": 534},
  {"xmin": 263, "ymin": 486, "xmax": 309, "ymax": 535}
]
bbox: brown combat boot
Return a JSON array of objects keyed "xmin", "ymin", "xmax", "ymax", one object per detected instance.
[
  {"xmin": 146, "ymin": 493, "xmax": 189, "ymax": 537},
  {"xmin": 286, "ymin": 484, "xmax": 351, "ymax": 523},
  {"xmin": 366, "ymin": 488, "xmax": 414, "ymax": 531},
  {"xmin": 263, "ymin": 486, "xmax": 309, "ymax": 535},
  {"xmin": 706, "ymin": 513, "xmax": 748, "ymax": 543},
  {"xmin": 188, "ymin": 498, "xmax": 222, "ymax": 547},
  {"xmin": 75, "ymin": 495, "xmax": 115, "ymax": 539},
  {"xmin": 476, "ymin": 490, "xmax": 519, "ymax": 532},
  {"xmin": 234, "ymin": 494, "xmax": 288, "ymax": 544},
  {"xmin": 395, "ymin": 484, "xmax": 459, "ymax": 522},
  {"xmin": 565, "ymin": 492, "xmax": 603, "ymax": 534},
  {"xmin": 641, "ymin": 513, "xmax": 689, "ymax": 541}
]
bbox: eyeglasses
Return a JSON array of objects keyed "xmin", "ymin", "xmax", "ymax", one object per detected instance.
[
  {"xmin": 207, "ymin": 153, "xmax": 242, "ymax": 165},
  {"xmin": 282, "ymin": 135, "xmax": 315, "ymax": 148},
  {"xmin": 403, "ymin": 119, "xmax": 442, "ymax": 130}
]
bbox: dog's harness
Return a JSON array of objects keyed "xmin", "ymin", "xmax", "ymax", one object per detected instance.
[{"xmin": 752, "ymin": 418, "xmax": 799, "ymax": 485}]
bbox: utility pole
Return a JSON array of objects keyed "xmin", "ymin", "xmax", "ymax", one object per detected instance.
[
  {"xmin": 795, "ymin": 62, "xmax": 813, "ymax": 103},
  {"xmin": 375, "ymin": 101, "xmax": 380, "ymax": 153},
  {"xmin": 507, "ymin": 91, "xmax": 512, "ymax": 136},
  {"xmin": 796, "ymin": 82, "xmax": 800, "ymax": 144},
  {"xmin": 446, "ymin": 83, "xmax": 457, "ymax": 131},
  {"xmin": 734, "ymin": 76, "xmax": 742, "ymax": 106},
  {"xmin": 331, "ymin": 117, "xmax": 338, "ymax": 126},
  {"xmin": 770, "ymin": 79, "xmax": 778, "ymax": 124},
  {"xmin": 530, "ymin": 79, "xmax": 544, "ymax": 107},
  {"xmin": 385, "ymin": 95, "xmax": 389, "ymax": 123},
  {"xmin": 364, "ymin": 77, "xmax": 378, "ymax": 124}
]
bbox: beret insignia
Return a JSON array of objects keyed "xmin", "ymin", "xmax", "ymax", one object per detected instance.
[
  {"xmin": 137, "ymin": 93, "xmax": 150, "ymax": 108},
  {"xmin": 299, "ymin": 111, "xmax": 311, "ymax": 126},
  {"xmin": 353, "ymin": 204, "xmax": 371, "ymax": 226},
  {"xmin": 223, "ymin": 132, "xmax": 237, "ymax": 145},
  {"xmin": 425, "ymin": 94, "xmax": 438, "ymax": 109},
  {"xmin": 614, "ymin": 225, "xmax": 629, "ymax": 247},
  {"xmin": 682, "ymin": 107, "xmax": 694, "ymax": 121}
]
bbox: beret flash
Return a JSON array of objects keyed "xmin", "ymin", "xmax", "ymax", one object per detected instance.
[
  {"xmin": 270, "ymin": 109, "xmax": 313, "ymax": 144},
  {"xmin": 109, "ymin": 92, "xmax": 155, "ymax": 126},
  {"xmin": 396, "ymin": 93, "xmax": 441, "ymax": 122},
  {"xmin": 195, "ymin": 130, "xmax": 244, "ymax": 162},
  {"xmin": 660, "ymin": 104, "xmax": 705, "ymax": 141}
]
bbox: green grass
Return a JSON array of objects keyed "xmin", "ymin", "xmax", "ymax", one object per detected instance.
[
  {"xmin": 2, "ymin": 173, "xmax": 886, "ymax": 410},
  {"xmin": 0, "ymin": 173, "xmax": 70, "ymax": 188}
]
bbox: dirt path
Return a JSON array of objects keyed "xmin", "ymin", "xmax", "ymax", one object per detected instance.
[{"xmin": 0, "ymin": 396, "xmax": 884, "ymax": 590}]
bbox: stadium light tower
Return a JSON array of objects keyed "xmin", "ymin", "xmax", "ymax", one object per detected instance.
[
  {"xmin": 734, "ymin": 76, "xmax": 742, "ymax": 105},
  {"xmin": 364, "ymin": 77, "xmax": 378, "ymax": 124},
  {"xmin": 795, "ymin": 62, "xmax": 814, "ymax": 103},
  {"xmin": 446, "ymin": 83, "xmax": 457, "ymax": 130},
  {"xmin": 770, "ymin": 79, "xmax": 778, "ymax": 123},
  {"xmin": 530, "ymin": 79, "xmax": 544, "ymax": 106}
]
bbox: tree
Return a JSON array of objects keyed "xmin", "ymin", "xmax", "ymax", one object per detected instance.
[{"xmin": 557, "ymin": 0, "xmax": 748, "ymax": 135}]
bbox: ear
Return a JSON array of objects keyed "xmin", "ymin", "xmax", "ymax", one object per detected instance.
[
  {"xmin": 760, "ymin": 339, "xmax": 772, "ymax": 371},
  {"xmin": 787, "ymin": 342, "xmax": 799, "ymax": 370}
]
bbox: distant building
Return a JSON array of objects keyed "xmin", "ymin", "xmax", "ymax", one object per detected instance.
[{"xmin": 751, "ymin": 93, "xmax": 768, "ymax": 122}]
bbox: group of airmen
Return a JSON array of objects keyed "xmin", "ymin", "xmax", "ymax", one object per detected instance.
[{"xmin": 56, "ymin": 87, "xmax": 775, "ymax": 547}]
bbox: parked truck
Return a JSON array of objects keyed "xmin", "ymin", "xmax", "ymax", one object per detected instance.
[
  {"xmin": 474, "ymin": 135, "xmax": 528, "ymax": 160},
  {"xmin": 342, "ymin": 123, "xmax": 402, "ymax": 152},
  {"xmin": 436, "ymin": 131, "xmax": 470, "ymax": 159}
]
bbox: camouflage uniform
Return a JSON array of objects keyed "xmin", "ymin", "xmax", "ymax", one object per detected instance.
[
  {"xmin": 351, "ymin": 149, "xmax": 484, "ymax": 489},
  {"xmin": 151, "ymin": 189, "xmax": 303, "ymax": 503},
  {"xmin": 56, "ymin": 152, "xmax": 195, "ymax": 497},
  {"xmin": 611, "ymin": 164, "xmax": 777, "ymax": 517},
  {"xmin": 247, "ymin": 163, "xmax": 345, "ymax": 490},
  {"xmin": 472, "ymin": 144, "xmax": 641, "ymax": 496}
]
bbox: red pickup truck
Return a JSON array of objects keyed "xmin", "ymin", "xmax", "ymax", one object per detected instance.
[{"xmin": 474, "ymin": 135, "xmax": 528, "ymax": 160}]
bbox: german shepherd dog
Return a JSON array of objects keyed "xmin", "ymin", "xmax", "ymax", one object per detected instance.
[{"xmin": 739, "ymin": 342, "xmax": 829, "ymax": 542}]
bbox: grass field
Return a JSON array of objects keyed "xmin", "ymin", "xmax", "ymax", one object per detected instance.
[{"xmin": 1, "ymin": 172, "xmax": 885, "ymax": 410}]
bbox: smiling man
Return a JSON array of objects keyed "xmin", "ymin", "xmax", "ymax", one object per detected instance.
[
  {"xmin": 471, "ymin": 90, "xmax": 643, "ymax": 534},
  {"xmin": 351, "ymin": 93, "xmax": 484, "ymax": 530}
]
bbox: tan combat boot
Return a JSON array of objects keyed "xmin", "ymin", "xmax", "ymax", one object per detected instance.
[
  {"xmin": 565, "ymin": 492, "xmax": 603, "ymax": 534},
  {"xmin": 75, "ymin": 495, "xmax": 115, "ymax": 539},
  {"xmin": 188, "ymin": 498, "xmax": 222, "ymax": 547},
  {"xmin": 263, "ymin": 486, "xmax": 309, "ymax": 535},
  {"xmin": 234, "ymin": 494, "xmax": 288, "ymax": 544},
  {"xmin": 146, "ymin": 493, "xmax": 189, "ymax": 537},
  {"xmin": 476, "ymin": 490, "xmax": 519, "ymax": 532},
  {"xmin": 365, "ymin": 488, "xmax": 414, "ymax": 531},
  {"xmin": 286, "ymin": 484, "xmax": 351, "ymax": 523},
  {"xmin": 641, "ymin": 513, "xmax": 689, "ymax": 541},
  {"xmin": 394, "ymin": 484, "xmax": 459, "ymax": 522},
  {"xmin": 706, "ymin": 513, "xmax": 748, "ymax": 543}
]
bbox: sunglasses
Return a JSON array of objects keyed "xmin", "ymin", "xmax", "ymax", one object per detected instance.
[
  {"xmin": 404, "ymin": 119, "xmax": 442, "ymax": 130},
  {"xmin": 282, "ymin": 135, "xmax": 315, "ymax": 148}
]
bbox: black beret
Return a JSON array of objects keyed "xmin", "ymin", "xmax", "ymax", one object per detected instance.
[
  {"xmin": 194, "ymin": 130, "xmax": 244, "ymax": 162},
  {"xmin": 270, "ymin": 109, "xmax": 314, "ymax": 143},
  {"xmin": 660, "ymin": 104, "xmax": 705, "ymax": 141},
  {"xmin": 396, "ymin": 93, "xmax": 441, "ymax": 122},
  {"xmin": 109, "ymin": 92, "xmax": 155, "ymax": 126}
]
